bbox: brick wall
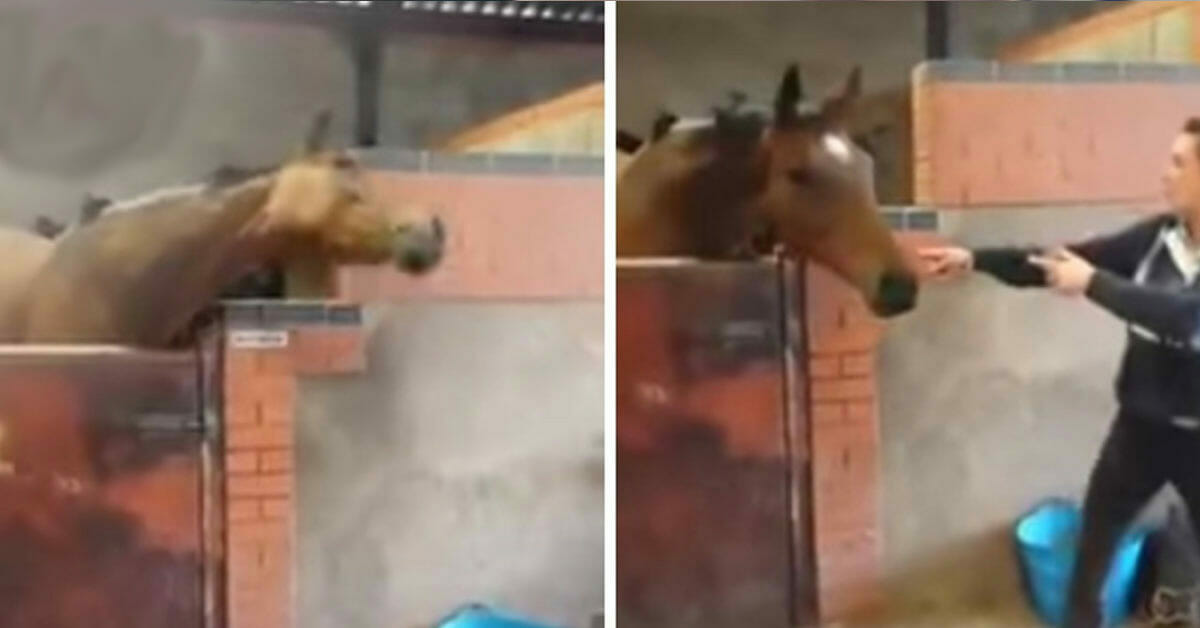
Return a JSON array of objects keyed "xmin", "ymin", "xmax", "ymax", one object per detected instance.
[
  {"xmin": 221, "ymin": 303, "xmax": 367, "ymax": 628},
  {"xmin": 805, "ymin": 262, "xmax": 885, "ymax": 621},
  {"xmin": 913, "ymin": 60, "xmax": 1200, "ymax": 208},
  {"xmin": 805, "ymin": 231, "xmax": 943, "ymax": 622},
  {"xmin": 337, "ymin": 169, "xmax": 603, "ymax": 301}
]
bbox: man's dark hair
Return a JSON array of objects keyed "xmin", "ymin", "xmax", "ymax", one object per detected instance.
[{"xmin": 1182, "ymin": 119, "xmax": 1200, "ymax": 160}]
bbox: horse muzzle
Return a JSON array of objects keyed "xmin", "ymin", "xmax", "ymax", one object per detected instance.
[
  {"xmin": 871, "ymin": 272, "xmax": 918, "ymax": 318},
  {"xmin": 391, "ymin": 216, "xmax": 445, "ymax": 275}
]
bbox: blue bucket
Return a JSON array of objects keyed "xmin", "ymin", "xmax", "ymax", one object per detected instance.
[
  {"xmin": 435, "ymin": 604, "xmax": 562, "ymax": 628},
  {"xmin": 1015, "ymin": 499, "xmax": 1148, "ymax": 627}
]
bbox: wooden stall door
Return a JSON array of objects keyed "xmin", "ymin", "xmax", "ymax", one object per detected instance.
[
  {"xmin": 616, "ymin": 261, "xmax": 814, "ymax": 627},
  {"xmin": 0, "ymin": 348, "xmax": 217, "ymax": 628}
]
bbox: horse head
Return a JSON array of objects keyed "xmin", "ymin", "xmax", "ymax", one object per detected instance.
[
  {"xmin": 257, "ymin": 110, "xmax": 445, "ymax": 275},
  {"xmin": 617, "ymin": 64, "xmax": 917, "ymax": 317},
  {"xmin": 759, "ymin": 65, "xmax": 916, "ymax": 316}
]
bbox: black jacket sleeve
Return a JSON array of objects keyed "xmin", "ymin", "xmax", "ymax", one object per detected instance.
[
  {"xmin": 969, "ymin": 213, "xmax": 1171, "ymax": 288},
  {"xmin": 964, "ymin": 213, "xmax": 1171, "ymax": 286},
  {"xmin": 966, "ymin": 212, "xmax": 1200, "ymax": 347},
  {"xmin": 1086, "ymin": 270, "xmax": 1200, "ymax": 350}
]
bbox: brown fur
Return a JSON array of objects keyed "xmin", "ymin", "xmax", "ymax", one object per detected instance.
[
  {"xmin": 617, "ymin": 65, "xmax": 917, "ymax": 316},
  {"xmin": 0, "ymin": 112, "xmax": 443, "ymax": 346}
]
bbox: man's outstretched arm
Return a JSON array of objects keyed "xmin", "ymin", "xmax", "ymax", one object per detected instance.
[{"xmin": 920, "ymin": 213, "xmax": 1170, "ymax": 287}]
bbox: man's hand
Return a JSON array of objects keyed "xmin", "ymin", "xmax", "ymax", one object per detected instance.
[
  {"xmin": 1028, "ymin": 247, "xmax": 1095, "ymax": 296},
  {"xmin": 918, "ymin": 246, "xmax": 973, "ymax": 281}
]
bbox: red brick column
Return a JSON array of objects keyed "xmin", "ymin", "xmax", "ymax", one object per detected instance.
[
  {"xmin": 804, "ymin": 232, "xmax": 943, "ymax": 621},
  {"xmin": 805, "ymin": 263, "xmax": 884, "ymax": 621},
  {"xmin": 221, "ymin": 304, "xmax": 366, "ymax": 628}
]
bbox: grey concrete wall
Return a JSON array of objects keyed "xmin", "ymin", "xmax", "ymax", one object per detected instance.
[
  {"xmin": 295, "ymin": 302, "xmax": 604, "ymax": 628},
  {"xmin": 878, "ymin": 207, "xmax": 1175, "ymax": 623},
  {"xmin": 0, "ymin": 2, "xmax": 600, "ymax": 230}
]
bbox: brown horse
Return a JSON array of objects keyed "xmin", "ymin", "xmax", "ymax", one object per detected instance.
[
  {"xmin": 0, "ymin": 111, "xmax": 445, "ymax": 346},
  {"xmin": 617, "ymin": 64, "xmax": 917, "ymax": 317},
  {"xmin": 32, "ymin": 187, "xmax": 286, "ymax": 303}
]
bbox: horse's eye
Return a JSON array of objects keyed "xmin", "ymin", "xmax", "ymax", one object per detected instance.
[{"xmin": 788, "ymin": 168, "xmax": 814, "ymax": 186}]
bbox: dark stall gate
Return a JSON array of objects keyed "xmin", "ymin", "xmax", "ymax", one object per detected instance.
[
  {"xmin": 0, "ymin": 341, "xmax": 223, "ymax": 628},
  {"xmin": 616, "ymin": 258, "xmax": 818, "ymax": 628}
]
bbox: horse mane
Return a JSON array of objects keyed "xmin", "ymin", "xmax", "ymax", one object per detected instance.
[
  {"xmin": 29, "ymin": 162, "xmax": 291, "ymax": 247},
  {"xmin": 651, "ymin": 110, "xmax": 678, "ymax": 141},
  {"xmin": 32, "ymin": 216, "xmax": 65, "ymax": 239},
  {"xmin": 634, "ymin": 92, "xmax": 830, "ymax": 159},
  {"xmin": 618, "ymin": 82, "xmax": 831, "ymax": 160},
  {"xmin": 619, "ymin": 90, "xmax": 835, "ymax": 259},
  {"xmin": 81, "ymin": 163, "xmax": 277, "ymax": 223},
  {"xmin": 79, "ymin": 194, "xmax": 111, "ymax": 225},
  {"xmin": 67, "ymin": 163, "xmax": 289, "ymax": 345},
  {"xmin": 616, "ymin": 130, "xmax": 643, "ymax": 154},
  {"xmin": 206, "ymin": 164, "xmax": 277, "ymax": 190}
]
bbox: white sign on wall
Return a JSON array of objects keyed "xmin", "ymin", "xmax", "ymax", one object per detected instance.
[{"xmin": 229, "ymin": 329, "xmax": 290, "ymax": 349}]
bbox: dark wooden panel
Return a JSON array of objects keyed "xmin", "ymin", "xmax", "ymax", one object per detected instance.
[
  {"xmin": 617, "ymin": 260, "xmax": 809, "ymax": 627},
  {"xmin": 783, "ymin": 261, "xmax": 818, "ymax": 626},
  {"xmin": 0, "ymin": 348, "xmax": 208, "ymax": 628}
]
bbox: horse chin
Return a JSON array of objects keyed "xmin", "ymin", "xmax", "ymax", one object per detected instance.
[
  {"xmin": 389, "ymin": 242, "xmax": 442, "ymax": 276},
  {"xmin": 808, "ymin": 251, "xmax": 918, "ymax": 319},
  {"xmin": 822, "ymin": 269, "xmax": 916, "ymax": 319},
  {"xmin": 393, "ymin": 247, "xmax": 441, "ymax": 273},
  {"xmin": 869, "ymin": 298, "xmax": 915, "ymax": 319},
  {"xmin": 868, "ymin": 274, "xmax": 919, "ymax": 318}
]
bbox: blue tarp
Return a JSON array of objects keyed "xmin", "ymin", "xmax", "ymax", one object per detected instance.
[
  {"xmin": 435, "ymin": 604, "xmax": 562, "ymax": 628},
  {"xmin": 1015, "ymin": 498, "xmax": 1148, "ymax": 627}
]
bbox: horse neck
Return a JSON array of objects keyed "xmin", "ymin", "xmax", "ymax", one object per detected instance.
[
  {"xmin": 168, "ymin": 174, "xmax": 283, "ymax": 268},
  {"xmin": 620, "ymin": 132, "xmax": 768, "ymax": 258},
  {"xmin": 678, "ymin": 148, "xmax": 767, "ymax": 257},
  {"xmin": 212, "ymin": 175, "xmax": 288, "ymax": 267},
  {"xmin": 119, "ymin": 176, "xmax": 283, "ymax": 343}
]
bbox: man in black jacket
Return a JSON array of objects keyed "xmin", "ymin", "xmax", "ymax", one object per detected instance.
[{"xmin": 920, "ymin": 118, "xmax": 1200, "ymax": 628}]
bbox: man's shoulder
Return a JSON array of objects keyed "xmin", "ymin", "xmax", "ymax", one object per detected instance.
[
  {"xmin": 1145, "ymin": 211, "xmax": 1176, "ymax": 226},
  {"xmin": 1119, "ymin": 211, "xmax": 1175, "ymax": 236}
]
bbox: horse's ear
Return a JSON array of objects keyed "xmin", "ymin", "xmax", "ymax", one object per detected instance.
[
  {"xmin": 774, "ymin": 63, "xmax": 804, "ymax": 126},
  {"xmin": 302, "ymin": 109, "xmax": 333, "ymax": 156},
  {"xmin": 820, "ymin": 66, "xmax": 862, "ymax": 130}
]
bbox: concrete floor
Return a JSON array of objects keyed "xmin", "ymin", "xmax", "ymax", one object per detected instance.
[
  {"xmin": 832, "ymin": 610, "xmax": 1150, "ymax": 628},
  {"xmin": 830, "ymin": 600, "xmax": 1154, "ymax": 627}
]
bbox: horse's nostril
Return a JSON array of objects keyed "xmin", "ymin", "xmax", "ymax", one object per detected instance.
[{"xmin": 404, "ymin": 252, "xmax": 427, "ymax": 271}]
